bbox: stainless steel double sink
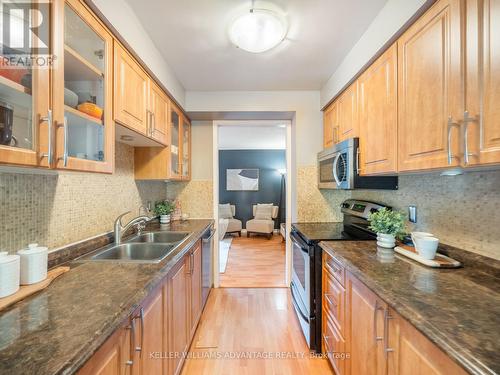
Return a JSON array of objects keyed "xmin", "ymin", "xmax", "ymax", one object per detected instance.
[{"xmin": 77, "ymin": 231, "xmax": 191, "ymax": 263}]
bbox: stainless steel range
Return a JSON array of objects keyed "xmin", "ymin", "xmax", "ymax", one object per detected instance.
[{"xmin": 290, "ymin": 199, "xmax": 389, "ymax": 352}]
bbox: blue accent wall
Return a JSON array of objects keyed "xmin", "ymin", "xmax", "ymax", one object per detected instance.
[{"xmin": 219, "ymin": 150, "xmax": 286, "ymax": 229}]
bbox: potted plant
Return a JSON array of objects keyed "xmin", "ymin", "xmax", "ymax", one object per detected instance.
[
  {"xmin": 154, "ymin": 200, "xmax": 175, "ymax": 224},
  {"xmin": 368, "ymin": 208, "xmax": 406, "ymax": 249}
]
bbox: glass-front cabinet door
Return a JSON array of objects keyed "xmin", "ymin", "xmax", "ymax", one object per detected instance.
[
  {"xmin": 169, "ymin": 104, "xmax": 182, "ymax": 179},
  {"xmin": 0, "ymin": 0, "xmax": 51, "ymax": 167},
  {"xmin": 53, "ymin": 0, "xmax": 113, "ymax": 173},
  {"xmin": 181, "ymin": 116, "xmax": 191, "ymax": 180}
]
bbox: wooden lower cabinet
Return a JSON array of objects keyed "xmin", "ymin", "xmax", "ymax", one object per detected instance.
[
  {"xmin": 167, "ymin": 256, "xmax": 190, "ymax": 375},
  {"xmin": 77, "ymin": 322, "xmax": 130, "ymax": 375},
  {"xmin": 346, "ymin": 272, "xmax": 387, "ymax": 375},
  {"xmin": 188, "ymin": 241, "xmax": 203, "ymax": 338},
  {"xmin": 79, "ymin": 240, "xmax": 205, "ymax": 375},
  {"xmin": 134, "ymin": 290, "xmax": 164, "ymax": 375},
  {"xmin": 321, "ymin": 254, "xmax": 468, "ymax": 375}
]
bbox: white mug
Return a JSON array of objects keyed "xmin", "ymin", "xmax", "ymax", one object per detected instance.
[
  {"xmin": 414, "ymin": 236, "xmax": 439, "ymax": 260},
  {"xmin": 411, "ymin": 232, "xmax": 434, "ymax": 245}
]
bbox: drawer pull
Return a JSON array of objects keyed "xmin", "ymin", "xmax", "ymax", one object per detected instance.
[
  {"xmin": 327, "ymin": 260, "xmax": 341, "ymax": 274},
  {"xmin": 384, "ymin": 308, "xmax": 394, "ymax": 356},
  {"xmin": 324, "ymin": 293, "xmax": 337, "ymax": 307},
  {"xmin": 373, "ymin": 300, "xmax": 384, "ymax": 342}
]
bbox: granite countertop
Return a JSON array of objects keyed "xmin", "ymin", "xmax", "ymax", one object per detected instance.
[
  {"xmin": 319, "ymin": 241, "xmax": 500, "ymax": 375},
  {"xmin": 0, "ymin": 219, "xmax": 213, "ymax": 375}
]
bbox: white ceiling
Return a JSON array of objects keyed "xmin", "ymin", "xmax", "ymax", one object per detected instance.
[
  {"xmin": 125, "ymin": 0, "xmax": 388, "ymax": 91},
  {"xmin": 218, "ymin": 125, "xmax": 286, "ymax": 150}
]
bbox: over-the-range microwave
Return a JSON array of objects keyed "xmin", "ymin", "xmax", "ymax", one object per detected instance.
[{"xmin": 317, "ymin": 138, "xmax": 398, "ymax": 190}]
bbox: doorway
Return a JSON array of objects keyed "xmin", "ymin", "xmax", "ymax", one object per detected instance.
[{"xmin": 212, "ymin": 120, "xmax": 293, "ymax": 288}]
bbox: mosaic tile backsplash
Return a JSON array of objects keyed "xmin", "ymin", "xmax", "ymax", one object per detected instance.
[
  {"xmin": 351, "ymin": 170, "xmax": 500, "ymax": 260},
  {"xmin": 167, "ymin": 180, "xmax": 214, "ymax": 219},
  {"xmin": 0, "ymin": 142, "xmax": 166, "ymax": 254}
]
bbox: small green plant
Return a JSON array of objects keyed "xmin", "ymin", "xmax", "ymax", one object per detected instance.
[
  {"xmin": 368, "ymin": 208, "xmax": 406, "ymax": 237},
  {"xmin": 154, "ymin": 200, "xmax": 175, "ymax": 216}
]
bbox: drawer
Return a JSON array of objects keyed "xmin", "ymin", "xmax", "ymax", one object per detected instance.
[
  {"xmin": 323, "ymin": 251, "xmax": 345, "ymax": 286},
  {"xmin": 323, "ymin": 268, "xmax": 345, "ymax": 336},
  {"xmin": 323, "ymin": 310, "xmax": 346, "ymax": 375}
]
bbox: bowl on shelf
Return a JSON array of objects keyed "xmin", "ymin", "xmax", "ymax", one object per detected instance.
[{"xmin": 77, "ymin": 102, "xmax": 103, "ymax": 120}]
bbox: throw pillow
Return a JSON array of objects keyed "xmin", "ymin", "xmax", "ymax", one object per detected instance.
[
  {"xmin": 255, "ymin": 204, "xmax": 273, "ymax": 220},
  {"xmin": 219, "ymin": 203, "xmax": 233, "ymax": 219}
]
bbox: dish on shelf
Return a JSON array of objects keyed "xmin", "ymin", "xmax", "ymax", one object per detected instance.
[
  {"xmin": 77, "ymin": 102, "xmax": 103, "ymax": 119},
  {"xmin": 64, "ymin": 88, "xmax": 79, "ymax": 108}
]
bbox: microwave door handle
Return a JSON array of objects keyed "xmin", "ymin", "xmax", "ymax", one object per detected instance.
[{"xmin": 332, "ymin": 153, "xmax": 341, "ymax": 186}]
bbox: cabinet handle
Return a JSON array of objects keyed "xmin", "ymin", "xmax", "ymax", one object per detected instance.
[
  {"xmin": 383, "ymin": 308, "xmax": 394, "ymax": 357},
  {"xmin": 190, "ymin": 252, "xmax": 194, "ymax": 273},
  {"xmin": 40, "ymin": 110, "xmax": 53, "ymax": 164},
  {"xmin": 138, "ymin": 308, "xmax": 144, "ymax": 358},
  {"xmin": 373, "ymin": 300, "xmax": 384, "ymax": 343},
  {"xmin": 356, "ymin": 147, "xmax": 361, "ymax": 174},
  {"xmin": 57, "ymin": 116, "xmax": 68, "ymax": 167},
  {"xmin": 152, "ymin": 112, "xmax": 156, "ymax": 136},
  {"xmin": 447, "ymin": 116, "xmax": 461, "ymax": 165},
  {"xmin": 463, "ymin": 111, "xmax": 477, "ymax": 165},
  {"xmin": 126, "ymin": 318, "xmax": 136, "ymax": 366}
]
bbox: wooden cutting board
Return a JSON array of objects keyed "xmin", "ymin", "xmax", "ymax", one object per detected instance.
[
  {"xmin": 0, "ymin": 266, "xmax": 70, "ymax": 312},
  {"xmin": 395, "ymin": 244, "xmax": 461, "ymax": 268}
]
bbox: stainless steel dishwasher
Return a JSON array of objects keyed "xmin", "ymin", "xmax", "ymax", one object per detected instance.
[{"xmin": 201, "ymin": 225, "xmax": 215, "ymax": 306}]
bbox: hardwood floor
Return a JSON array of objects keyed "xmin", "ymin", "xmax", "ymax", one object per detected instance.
[
  {"xmin": 182, "ymin": 288, "xmax": 332, "ymax": 375},
  {"xmin": 220, "ymin": 234, "xmax": 286, "ymax": 288}
]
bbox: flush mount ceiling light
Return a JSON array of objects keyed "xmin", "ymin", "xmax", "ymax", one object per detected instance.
[{"xmin": 229, "ymin": 8, "xmax": 287, "ymax": 53}]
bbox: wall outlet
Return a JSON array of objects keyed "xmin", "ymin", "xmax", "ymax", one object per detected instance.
[{"xmin": 408, "ymin": 205, "xmax": 417, "ymax": 223}]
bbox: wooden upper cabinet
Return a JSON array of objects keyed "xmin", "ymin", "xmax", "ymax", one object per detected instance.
[
  {"xmin": 52, "ymin": 0, "xmax": 114, "ymax": 173},
  {"xmin": 148, "ymin": 80, "xmax": 169, "ymax": 145},
  {"xmin": 323, "ymin": 102, "xmax": 338, "ymax": 149},
  {"xmin": 358, "ymin": 43, "xmax": 398, "ymax": 175},
  {"xmin": 464, "ymin": 0, "xmax": 500, "ymax": 167},
  {"xmin": 397, "ymin": 0, "xmax": 463, "ymax": 172},
  {"xmin": 168, "ymin": 104, "xmax": 183, "ymax": 180},
  {"xmin": 114, "ymin": 43, "xmax": 148, "ymax": 135},
  {"xmin": 337, "ymin": 82, "xmax": 358, "ymax": 142},
  {"xmin": 0, "ymin": 1, "xmax": 51, "ymax": 168}
]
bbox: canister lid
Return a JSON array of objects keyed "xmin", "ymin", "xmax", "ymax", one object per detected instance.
[
  {"xmin": 18, "ymin": 246, "xmax": 48, "ymax": 255},
  {"xmin": 0, "ymin": 254, "xmax": 20, "ymax": 264}
]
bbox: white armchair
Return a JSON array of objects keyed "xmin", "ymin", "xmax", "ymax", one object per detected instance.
[
  {"xmin": 224, "ymin": 204, "xmax": 242, "ymax": 237},
  {"xmin": 246, "ymin": 204, "xmax": 279, "ymax": 239}
]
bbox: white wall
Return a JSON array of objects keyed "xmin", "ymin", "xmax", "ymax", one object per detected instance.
[
  {"xmin": 320, "ymin": 0, "xmax": 429, "ymax": 107},
  {"xmin": 92, "ymin": 0, "xmax": 186, "ymax": 106},
  {"xmin": 185, "ymin": 91, "xmax": 322, "ymax": 166}
]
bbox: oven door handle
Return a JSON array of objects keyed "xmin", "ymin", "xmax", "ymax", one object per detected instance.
[
  {"xmin": 290, "ymin": 281, "xmax": 310, "ymax": 323},
  {"xmin": 290, "ymin": 231, "xmax": 310, "ymax": 252}
]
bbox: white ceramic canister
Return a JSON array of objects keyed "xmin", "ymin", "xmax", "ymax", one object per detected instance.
[
  {"xmin": 17, "ymin": 244, "xmax": 48, "ymax": 285},
  {"xmin": 0, "ymin": 254, "xmax": 20, "ymax": 298}
]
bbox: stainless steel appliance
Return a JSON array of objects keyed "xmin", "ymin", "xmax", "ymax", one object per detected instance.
[
  {"xmin": 201, "ymin": 225, "xmax": 215, "ymax": 307},
  {"xmin": 290, "ymin": 199, "xmax": 389, "ymax": 352},
  {"xmin": 317, "ymin": 138, "xmax": 398, "ymax": 190}
]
